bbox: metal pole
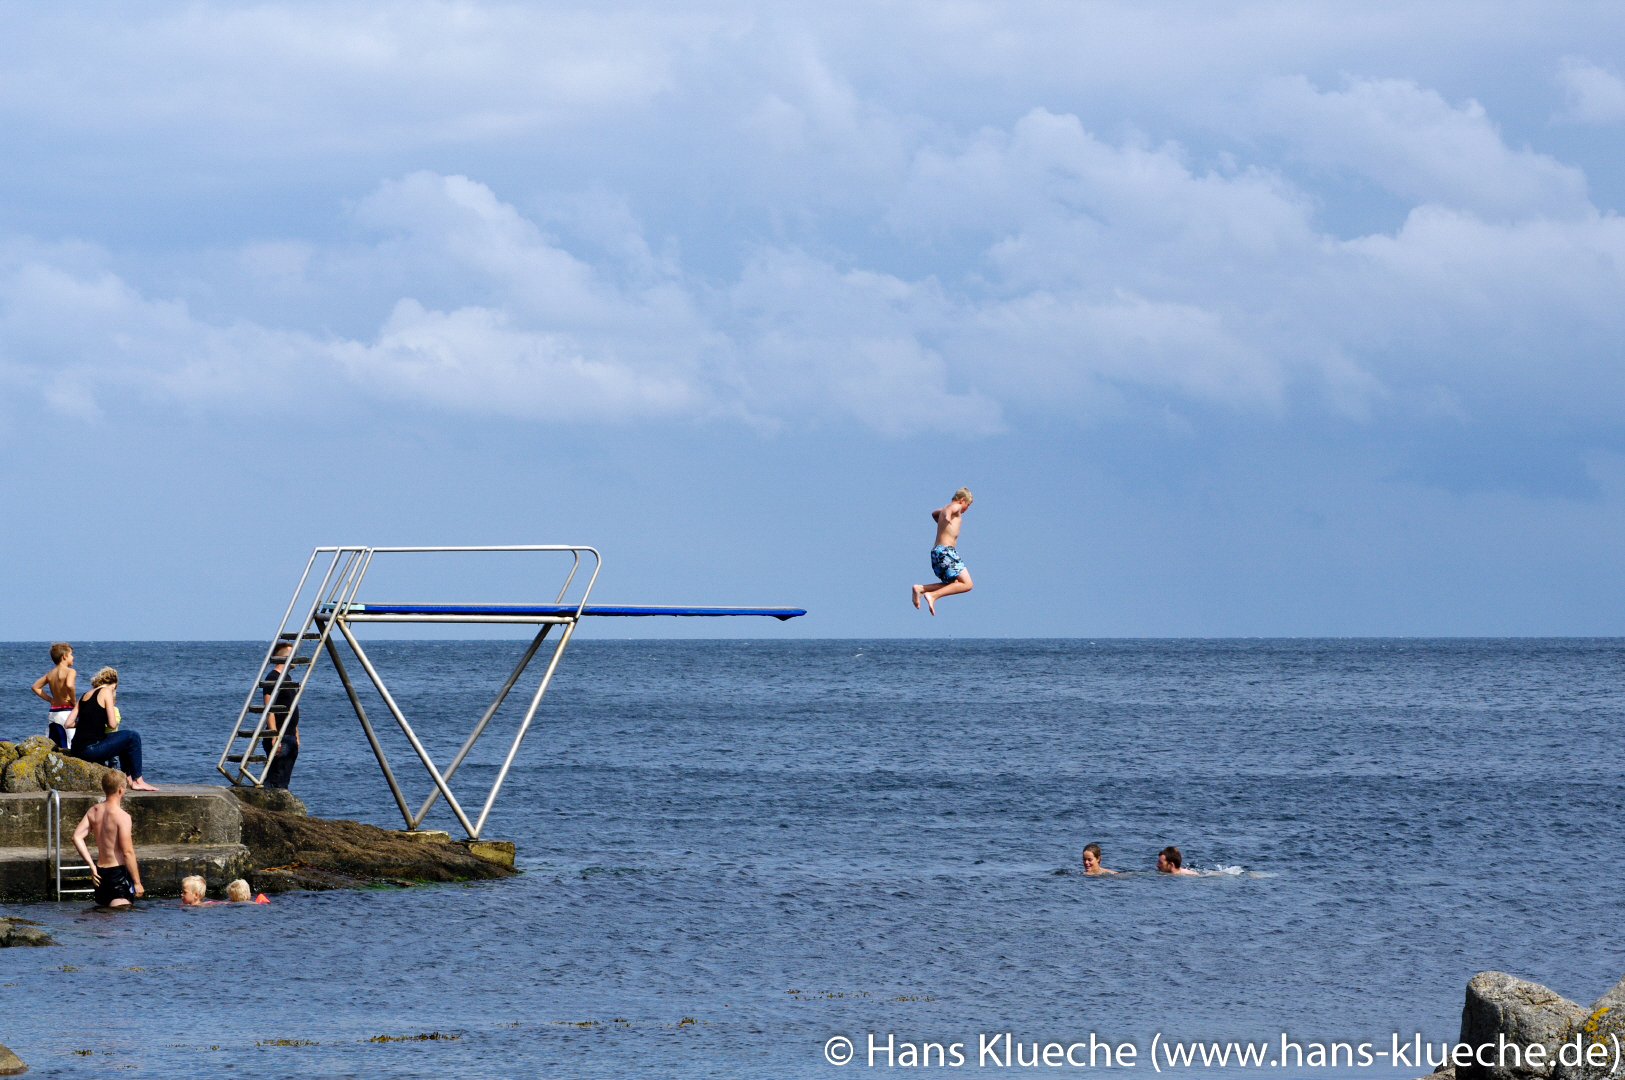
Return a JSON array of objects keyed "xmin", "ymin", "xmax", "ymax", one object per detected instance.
[
  {"xmin": 338, "ymin": 622, "xmax": 478, "ymax": 838},
  {"xmin": 473, "ymin": 619, "xmax": 577, "ymax": 838},
  {"xmin": 323, "ymin": 630, "xmax": 415, "ymax": 829},
  {"xmin": 410, "ymin": 624, "xmax": 552, "ymax": 829},
  {"xmin": 47, "ymin": 789, "xmax": 59, "ymax": 901}
]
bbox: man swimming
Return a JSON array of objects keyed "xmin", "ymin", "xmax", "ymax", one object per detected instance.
[
  {"xmin": 31, "ymin": 642, "xmax": 77, "ymax": 749},
  {"xmin": 72, "ymin": 768, "xmax": 145, "ymax": 908},
  {"xmin": 1081, "ymin": 843, "xmax": 1118, "ymax": 875},
  {"xmin": 1156, "ymin": 846, "xmax": 1199, "ymax": 875},
  {"xmin": 911, "ymin": 487, "xmax": 974, "ymax": 615}
]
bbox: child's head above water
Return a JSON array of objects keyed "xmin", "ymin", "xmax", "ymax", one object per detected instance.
[
  {"xmin": 226, "ymin": 879, "xmax": 251, "ymax": 903},
  {"xmin": 181, "ymin": 876, "xmax": 207, "ymax": 905},
  {"xmin": 952, "ymin": 487, "xmax": 973, "ymax": 507}
]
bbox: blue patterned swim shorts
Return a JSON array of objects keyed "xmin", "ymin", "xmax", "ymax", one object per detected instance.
[{"xmin": 930, "ymin": 545, "xmax": 966, "ymax": 583}]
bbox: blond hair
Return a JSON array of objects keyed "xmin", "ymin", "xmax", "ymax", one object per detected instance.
[
  {"xmin": 91, "ymin": 667, "xmax": 118, "ymax": 687},
  {"xmin": 50, "ymin": 642, "xmax": 72, "ymax": 663},
  {"xmin": 181, "ymin": 876, "xmax": 207, "ymax": 902},
  {"xmin": 226, "ymin": 879, "xmax": 251, "ymax": 902},
  {"xmin": 102, "ymin": 769, "xmax": 127, "ymax": 796},
  {"xmin": 952, "ymin": 486, "xmax": 973, "ymax": 506}
]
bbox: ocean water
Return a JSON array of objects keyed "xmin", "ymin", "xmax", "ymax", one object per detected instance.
[{"xmin": 2, "ymin": 638, "xmax": 1622, "ymax": 1079}]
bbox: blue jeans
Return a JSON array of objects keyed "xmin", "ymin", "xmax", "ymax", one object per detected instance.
[{"xmin": 78, "ymin": 730, "xmax": 143, "ymax": 779}]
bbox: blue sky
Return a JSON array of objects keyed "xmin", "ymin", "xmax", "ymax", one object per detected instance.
[{"xmin": 3, "ymin": 2, "xmax": 1624, "ymax": 639}]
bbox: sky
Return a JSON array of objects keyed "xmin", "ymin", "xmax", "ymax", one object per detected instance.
[{"xmin": 2, "ymin": 1, "xmax": 1624, "ymax": 640}]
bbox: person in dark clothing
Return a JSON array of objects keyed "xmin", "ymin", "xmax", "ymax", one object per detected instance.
[
  {"xmin": 261, "ymin": 644, "xmax": 300, "ymax": 789},
  {"xmin": 70, "ymin": 667, "xmax": 158, "ymax": 790}
]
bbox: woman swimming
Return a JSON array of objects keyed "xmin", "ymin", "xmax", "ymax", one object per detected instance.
[{"xmin": 1081, "ymin": 843, "xmax": 1118, "ymax": 875}]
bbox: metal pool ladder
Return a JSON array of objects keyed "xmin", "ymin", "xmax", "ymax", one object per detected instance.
[{"xmin": 46, "ymin": 789, "xmax": 95, "ymax": 901}]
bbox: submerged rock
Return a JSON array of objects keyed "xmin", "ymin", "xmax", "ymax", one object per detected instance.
[
  {"xmin": 236, "ymin": 800, "xmax": 515, "ymax": 892},
  {"xmin": 0, "ymin": 916, "xmax": 57, "ymax": 947},
  {"xmin": 0, "ymin": 1041, "xmax": 26, "ymax": 1075},
  {"xmin": 0, "ymin": 735, "xmax": 108, "ymax": 793},
  {"xmin": 1460, "ymin": 971, "xmax": 1589, "ymax": 1080}
]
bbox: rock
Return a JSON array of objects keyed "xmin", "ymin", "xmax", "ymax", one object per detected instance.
[
  {"xmin": 1549, "ymin": 977, "xmax": 1625, "ymax": 1080},
  {"xmin": 0, "ymin": 1041, "xmax": 25, "ymax": 1075},
  {"xmin": 235, "ymin": 801, "xmax": 515, "ymax": 891},
  {"xmin": 1591, "ymin": 977, "xmax": 1625, "ymax": 1012},
  {"xmin": 1460, "ymin": 971, "xmax": 1589, "ymax": 1080},
  {"xmin": 0, "ymin": 917, "xmax": 56, "ymax": 947},
  {"xmin": 0, "ymin": 737, "xmax": 108, "ymax": 794},
  {"xmin": 0, "ymin": 742, "xmax": 19, "ymax": 774},
  {"xmin": 226, "ymin": 786, "xmax": 307, "ymax": 816},
  {"xmin": 459, "ymin": 839, "xmax": 516, "ymax": 868}
]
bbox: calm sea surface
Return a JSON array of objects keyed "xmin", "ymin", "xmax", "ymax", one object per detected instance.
[{"xmin": 2, "ymin": 639, "xmax": 1622, "ymax": 1078}]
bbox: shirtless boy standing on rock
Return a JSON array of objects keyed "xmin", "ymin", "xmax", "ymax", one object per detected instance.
[
  {"xmin": 912, "ymin": 487, "xmax": 974, "ymax": 615},
  {"xmin": 31, "ymin": 642, "xmax": 77, "ymax": 749},
  {"xmin": 72, "ymin": 769, "xmax": 144, "ymax": 908}
]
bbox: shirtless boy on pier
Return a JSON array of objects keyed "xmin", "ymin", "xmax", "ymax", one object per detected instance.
[
  {"xmin": 911, "ymin": 487, "xmax": 974, "ymax": 615},
  {"xmin": 31, "ymin": 642, "xmax": 77, "ymax": 749},
  {"xmin": 72, "ymin": 769, "xmax": 144, "ymax": 907}
]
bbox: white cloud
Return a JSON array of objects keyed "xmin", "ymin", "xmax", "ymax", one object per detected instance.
[
  {"xmin": 1254, "ymin": 77, "xmax": 1590, "ymax": 220},
  {"xmin": 1555, "ymin": 57, "xmax": 1625, "ymax": 125}
]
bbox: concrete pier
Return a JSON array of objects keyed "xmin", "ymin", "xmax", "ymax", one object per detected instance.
[{"xmin": 0, "ymin": 785, "xmax": 252, "ymax": 901}]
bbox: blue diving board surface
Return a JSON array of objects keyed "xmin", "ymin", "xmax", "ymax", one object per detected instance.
[{"xmin": 326, "ymin": 603, "xmax": 806, "ymax": 621}]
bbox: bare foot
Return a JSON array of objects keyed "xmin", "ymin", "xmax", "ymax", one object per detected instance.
[
  {"xmin": 911, "ymin": 584, "xmax": 924, "ymax": 609},
  {"xmin": 926, "ymin": 592, "xmax": 937, "ymax": 615},
  {"xmin": 129, "ymin": 778, "xmax": 159, "ymax": 791}
]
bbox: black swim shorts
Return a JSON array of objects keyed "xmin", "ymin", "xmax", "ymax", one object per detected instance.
[{"xmin": 94, "ymin": 865, "xmax": 136, "ymax": 906}]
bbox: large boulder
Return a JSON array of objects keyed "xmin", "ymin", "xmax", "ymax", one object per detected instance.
[
  {"xmin": 1460, "ymin": 971, "xmax": 1588, "ymax": 1080},
  {"xmin": 0, "ymin": 1041, "xmax": 26, "ymax": 1075},
  {"xmin": 1550, "ymin": 978, "xmax": 1625, "ymax": 1080},
  {"xmin": 0, "ymin": 736, "xmax": 108, "ymax": 793}
]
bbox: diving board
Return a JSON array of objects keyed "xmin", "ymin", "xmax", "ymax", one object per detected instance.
[
  {"xmin": 326, "ymin": 603, "xmax": 806, "ymax": 620},
  {"xmin": 219, "ymin": 546, "xmax": 804, "ymax": 839}
]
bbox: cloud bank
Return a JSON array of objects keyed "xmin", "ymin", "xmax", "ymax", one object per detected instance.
[{"xmin": 0, "ymin": 6, "xmax": 1621, "ymax": 450}]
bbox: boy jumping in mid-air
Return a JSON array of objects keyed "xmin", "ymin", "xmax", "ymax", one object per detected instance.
[
  {"xmin": 32, "ymin": 642, "xmax": 77, "ymax": 749},
  {"xmin": 911, "ymin": 487, "xmax": 974, "ymax": 615},
  {"xmin": 72, "ymin": 768, "xmax": 144, "ymax": 908}
]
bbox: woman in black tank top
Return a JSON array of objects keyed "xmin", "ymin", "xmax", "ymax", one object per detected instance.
[{"xmin": 68, "ymin": 667, "xmax": 156, "ymax": 790}]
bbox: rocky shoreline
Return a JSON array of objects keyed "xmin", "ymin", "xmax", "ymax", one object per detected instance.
[
  {"xmin": 1, "ymin": 734, "xmax": 516, "ymax": 898},
  {"xmin": 231, "ymin": 794, "xmax": 516, "ymax": 893}
]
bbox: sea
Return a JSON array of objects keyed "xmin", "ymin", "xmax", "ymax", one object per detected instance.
[{"xmin": 1, "ymin": 638, "xmax": 1622, "ymax": 1079}]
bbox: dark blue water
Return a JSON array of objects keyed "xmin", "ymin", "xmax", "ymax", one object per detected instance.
[{"xmin": 3, "ymin": 639, "xmax": 1623, "ymax": 1078}]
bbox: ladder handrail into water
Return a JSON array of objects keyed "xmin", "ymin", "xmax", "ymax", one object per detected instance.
[
  {"xmin": 46, "ymin": 789, "xmax": 96, "ymax": 901},
  {"xmin": 219, "ymin": 546, "xmax": 805, "ymax": 839}
]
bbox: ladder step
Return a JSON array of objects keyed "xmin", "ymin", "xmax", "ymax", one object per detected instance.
[
  {"xmin": 237, "ymin": 728, "xmax": 266, "ymax": 737},
  {"xmin": 227, "ymin": 754, "xmax": 268, "ymax": 763},
  {"xmin": 246, "ymin": 706, "xmax": 289, "ymax": 714},
  {"xmin": 287, "ymin": 656, "xmax": 312, "ymax": 665},
  {"xmin": 259, "ymin": 680, "xmax": 300, "ymax": 690},
  {"xmin": 278, "ymin": 632, "xmax": 321, "ymax": 640}
]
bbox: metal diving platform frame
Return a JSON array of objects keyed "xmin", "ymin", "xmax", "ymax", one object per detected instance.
[{"xmin": 217, "ymin": 546, "xmax": 805, "ymax": 839}]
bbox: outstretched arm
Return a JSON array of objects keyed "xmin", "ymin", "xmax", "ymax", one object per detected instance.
[{"xmin": 72, "ymin": 814, "xmax": 100, "ymax": 885}]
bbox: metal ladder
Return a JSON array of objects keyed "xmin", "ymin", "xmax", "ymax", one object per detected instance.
[
  {"xmin": 46, "ymin": 790, "xmax": 95, "ymax": 901},
  {"xmin": 216, "ymin": 548, "xmax": 369, "ymax": 786}
]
